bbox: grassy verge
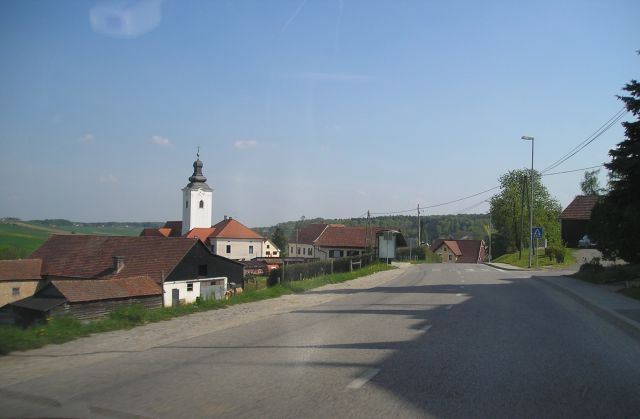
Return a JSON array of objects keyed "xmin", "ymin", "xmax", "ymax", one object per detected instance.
[
  {"xmin": 0, "ymin": 263, "xmax": 395, "ymax": 355},
  {"xmin": 571, "ymin": 263, "xmax": 640, "ymax": 284},
  {"xmin": 493, "ymin": 248, "xmax": 575, "ymax": 268}
]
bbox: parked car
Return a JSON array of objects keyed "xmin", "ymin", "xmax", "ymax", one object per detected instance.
[{"xmin": 578, "ymin": 235, "xmax": 597, "ymax": 248}]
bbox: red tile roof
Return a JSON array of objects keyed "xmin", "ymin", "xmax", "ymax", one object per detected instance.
[
  {"xmin": 51, "ymin": 276, "xmax": 161, "ymax": 303},
  {"xmin": 209, "ymin": 218, "xmax": 263, "ymax": 240},
  {"xmin": 293, "ymin": 224, "xmax": 330, "ymax": 244},
  {"xmin": 314, "ymin": 226, "xmax": 385, "ymax": 248},
  {"xmin": 31, "ymin": 235, "xmax": 198, "ymax": 284},
  {"xmin": 162, "ymin": 221, "xmax": 183, "ymax": 237},
  {"xmin": 140, "ymin": 228, "xmax": 171, "ymax": 237},
  {"xmin": 560, "ymin": 195, "xmax": 598, "ymax": 220},
  {"xmin": 184, "ymin": 227, "xmax": 216, "ymax": 243},
  {"xmin": 0, "ymin": 259, "xmax": 42, "ymax": 281}
]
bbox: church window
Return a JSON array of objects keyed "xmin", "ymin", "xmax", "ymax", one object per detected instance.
[{"xmin": 199, "ymin": 200, "xmax": 204, "ymax": 208}]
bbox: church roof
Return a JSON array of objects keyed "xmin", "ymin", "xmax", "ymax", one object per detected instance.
[{"xmin": 209, "ymin": 218, "xmax": 264, "ymax": 240}]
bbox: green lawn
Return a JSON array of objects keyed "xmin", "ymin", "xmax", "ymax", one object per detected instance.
[{"xmin": 493, "ymin": 248, "xmax": 575, "ymax": 268}]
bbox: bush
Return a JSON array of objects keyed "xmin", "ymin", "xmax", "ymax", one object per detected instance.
[
  {"xmin": 267, "ymin": 254, "xmax": 377, "ymax": 286},
  {"xmin": 579, "ymin": 257, "xmax": 604, "ymax": 273},
  {"xmin": 545, "ymin": 245, "xmax": 566, "ymax": 263}
]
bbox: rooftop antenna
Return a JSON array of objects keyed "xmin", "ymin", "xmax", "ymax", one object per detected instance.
[{"xmin": 197, "ymin": 145, "xmax": 200, "ymax": 159}]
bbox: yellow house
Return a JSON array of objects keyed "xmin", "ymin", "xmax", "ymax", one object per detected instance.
[{"xmin": 0, "ymin": 259, "xmax": 42, "ymax": 307}]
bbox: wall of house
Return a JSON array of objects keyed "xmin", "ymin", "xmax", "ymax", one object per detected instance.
[
  {"xmin": 51, "ymin": 296, "xmax": 163, "ymax": 321},
  {"xmin": 167, "ymin": 243, "xmax": 244, "ymax": 288},
  {"xmin": 289, "ymin": 243, "xmax": 316, "ymax": 259},
  {"xmin": 263, "ymin": 240, "xmax": 280, "ymax": 257},
  {"xmin": 210, "ymin": 238, "xmax": 264, "ymax": 261},
  {"xmin": 0, "ymin": 280, "xmax": 39, "ymax": 307},
  {"xmin": 435, "ymin": 246, "xmax": 456, "ymax": 263},
  {"xmin": 163, "ymin": 277, "xmax": 227, "ymax": 306}
]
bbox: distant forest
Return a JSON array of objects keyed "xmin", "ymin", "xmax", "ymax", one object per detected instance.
[{"xmin": 256, "ymin": 214, "xmax": 490, "ymax": 247}]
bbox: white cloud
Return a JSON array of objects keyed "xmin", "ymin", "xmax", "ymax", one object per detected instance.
[
  {"xmin": 151, "ymin": 135, "xmax": 170, "ymax": 146},
  {"xmin": 80, "ymin": 132, "xmax": 95, "ymax": 143},
  {"xmin": 99, "ymin": 173, "xmax": 118, "ymax": 183},
  {"xmin": 234, "ymin": 140, "xmax": 258, "ymax": 150},
  {"xmin": 90, "ymin": 0, "xmax": 163, "ymax": 39}
]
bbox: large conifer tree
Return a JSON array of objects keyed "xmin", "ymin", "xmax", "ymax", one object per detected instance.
[{"xmin": 590, "ymin": 79, "xmax": 640, "ymax": 262}]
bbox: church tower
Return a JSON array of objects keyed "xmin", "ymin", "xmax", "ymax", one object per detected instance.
[{"xmin": 181, "ymin": 151, "xmax": 213, "ymax": 235}]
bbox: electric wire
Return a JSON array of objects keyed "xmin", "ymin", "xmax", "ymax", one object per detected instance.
[{"xmin": 540, "ymin": 107, "xmax": 626, "ymax": 173}]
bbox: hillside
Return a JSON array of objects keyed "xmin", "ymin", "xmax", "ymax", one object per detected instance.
[{"xmin": 0, "ymin": 219, "xmax": 160, "ymax": 260}]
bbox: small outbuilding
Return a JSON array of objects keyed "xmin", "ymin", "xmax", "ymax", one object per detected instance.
[{"xmin": 560, "ymin": 195, "xmax": 599, "ymax": 248}]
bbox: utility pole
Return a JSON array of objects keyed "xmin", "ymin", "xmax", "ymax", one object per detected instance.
[
  {"xmin": 366, "ymin": 210, "xmax": 370, "ymax": 253},
  {"xmin": 417, "ymin": 204, "xmax": 421, "ymax": 246},
  {"xmin": 489, "ymin": 211, "xmax": 492, "ymax": 262}
]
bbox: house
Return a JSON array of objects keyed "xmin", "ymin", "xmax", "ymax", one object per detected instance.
[
  {"xmin": 560, "ymin": 195, "xmax": 599, "ymax": 247},
  {"xmin": 263, "ymin": 239, "xmax": 280, "ymax": 257},
  {"xmin": 289, "ymin": 224, "xmax": 407, "ymax": 260},
  {"xmin": 430, "ymin": 239, "xmax": 485, "ymax": 263},
  {"xmin": 0, "ymin": 259, "xmax": 42, "ymax": 307},
  {"xmin": 28, "ymin": 234, "xmax": 243, "ymax": 308},
  {"xmin": 9, "ymin": 276, "xmax": 163, "ymax": 326}
]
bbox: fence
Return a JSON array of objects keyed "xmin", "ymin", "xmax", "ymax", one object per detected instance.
[{"xmin": 267, "ymin": 253, "xmax": 377, "ymax": 286}]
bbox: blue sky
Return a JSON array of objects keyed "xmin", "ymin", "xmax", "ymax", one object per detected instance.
[{"xmin": 0, "ymin": 0, "xmax": 638, "ymax": 227}]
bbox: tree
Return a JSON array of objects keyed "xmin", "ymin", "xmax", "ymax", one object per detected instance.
[
  {"xmin": 590, "ymin": 78, "xmax": 640, "ymax": 263},
  {"xmin": 489, "ymin": 169, "xmax": 562, "ymax": 257},
  {"xmin": 271, "ymin": 227, "xmax": 287, "ymax": 256},
  {"xmin": 580, "ymin": 169, "xmax": 604, "ymax": 196}
]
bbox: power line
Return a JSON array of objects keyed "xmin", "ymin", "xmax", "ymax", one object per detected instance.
[
  {"xmin": 542, "ymin": 164, "xmax": 604, "ymax": 177},
  {"xmin": 541, "ymin": 107, "xmax": 626, "ymax": 174}
]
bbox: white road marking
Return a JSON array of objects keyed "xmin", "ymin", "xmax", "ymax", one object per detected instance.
[
  {"xmin": 347, "ymin": 368, "xmax": 381, "ymax": 390},
  {"xmin": 456, "ymin": 293, "xmax": 463, "ymax": 297},
  {"xmin": 420, "ymin": 324, "xmax": 433, "ymax": 332},
  {"xmin": 465, "ymin": 268, "xmax": 475, "ymax": 272}
]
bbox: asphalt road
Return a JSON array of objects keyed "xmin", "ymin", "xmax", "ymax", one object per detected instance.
[{"xmin": 2, "ymin": 264, "xmax": 640, "ymax": 418}]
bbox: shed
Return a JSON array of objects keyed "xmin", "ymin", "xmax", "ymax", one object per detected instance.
[{"xmin": 560, "ymin": 196, "xmax": 598, "ymax": 247}]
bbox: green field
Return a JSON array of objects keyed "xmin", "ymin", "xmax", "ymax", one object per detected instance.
[{"xmin": 0, "ymin": 221, "xmax": 145, "ymax": 259}]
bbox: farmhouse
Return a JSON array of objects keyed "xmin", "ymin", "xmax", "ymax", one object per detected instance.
[
  {"xmin": 0, "ymin": 259, "xmax": 42, "ymax": 307},
  {"xmin": 430, "ymin": 239, "xmax": 485, "ymax": 263}
]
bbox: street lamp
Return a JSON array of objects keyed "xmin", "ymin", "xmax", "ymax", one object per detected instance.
[{"xmin": 521, "ymin": 135, "xmax": 534, "ymax": 269}]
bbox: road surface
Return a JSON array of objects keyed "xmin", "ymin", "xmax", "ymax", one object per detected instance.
[{"xmin": 1, "ymin": 263, "xmax": 639, "ymax": 418}]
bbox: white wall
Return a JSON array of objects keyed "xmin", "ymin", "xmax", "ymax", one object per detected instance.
[
  {"xmin": 262, "ymin": 240, "xmax": 280, "ymax": 257},
  {"xmin": 182, "ymin": 187, "xmax": 213, "ymax": 235},
  {"xmin": 163, "ymin": 277, "xmax": 227, "ymax": 306},
  {"xmin": 288, "ymin": 242, "xmax": 315, "ymax": 259},
  {"xmin": 210, "ymin": 238, "xmax": 263, "ymax": 261}
]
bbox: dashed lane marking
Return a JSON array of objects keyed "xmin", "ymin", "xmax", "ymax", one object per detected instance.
[{"xmin": 347, "ymin": 368, "xmax": 381, "ymax": 390}]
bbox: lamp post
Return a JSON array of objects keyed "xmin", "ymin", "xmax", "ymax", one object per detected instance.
[{"xmin": 521, "ymin": 135, "xmax": 534, "ymax": 269}]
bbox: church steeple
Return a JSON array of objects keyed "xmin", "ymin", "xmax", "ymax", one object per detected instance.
[{"xmin": 182, "ymin": 148, "xmax": 213, "ymax": 235}]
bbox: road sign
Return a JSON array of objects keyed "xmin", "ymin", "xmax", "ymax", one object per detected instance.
[{"xmin": 532, "ymin": 227, "xmax": 543, "ymax": 239}]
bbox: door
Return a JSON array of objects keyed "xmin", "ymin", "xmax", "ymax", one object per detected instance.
[{"xmin": 171, "ymin": 288, "xmax": 179, "ymax": 306}]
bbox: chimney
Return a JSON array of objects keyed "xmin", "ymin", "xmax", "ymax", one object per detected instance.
[
  {"xmin": 224, "ymin": 215, "xmax": 228, "ymax": 220},
  {"xmin": 113, "ymin": 256, "xmax": 125, "ymax": 274}
]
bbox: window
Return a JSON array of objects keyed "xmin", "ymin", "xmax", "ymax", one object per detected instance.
[
  {"xmin": 448, "ymin": 254, "xmax": 453, "ymax": 261},
  {"xmin": 187, "ymin": 283, "xmax": 194, "ymax": 292},
  {"xmin": 266, "ymin": 251, "xmax": 271, "ymax": 256},
  {"xmin": 12, "ymin": 287, "xmax": 19, "ymax": 296},
  {"xmin": 226, "ymin": 245, "xmax": 231, "ymax": 254},
  {"xmin": 267, "ymin": 244, "xmax": 270, "ymax": 249},
  {"xmin": 186, "ymin": 201, "xmax": 189, "ymax": 208},
  {"xmin": 198, "ymin": 264, "xmax": 208, "ymax": 276},
  {"xmin": 302, "ymin": 248, "xmax": 306, "ymax": 255},
  {"xmin": 199, "ymin": 200, "xmax": 204, "ymax": 208},
  {"xmin": 329, "ymin": 250, "xmax": 343, "ymax": 258},
  {"xmin": 249, "ymin": 245, "xmax": 254, "ymax": 254},
  {"xmin": 290, "ymin": 246, "xmax": 293, "ymax": 253},
  {"xmin": 347, "ymin": 250, "xmax": 359, "ymax": 257},
  {"xmin": 308, "ymin": 248, "xmax": 313, "ymax": 256},
  {"xmin": 297, "ymin": 247, "xmax": 300, "ymax": 255}
]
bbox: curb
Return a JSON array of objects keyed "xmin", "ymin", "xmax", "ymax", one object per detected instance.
[
  {"xmin": 483, "ymin": 262, "xmax": 529, "ymax": 271},
  {"xmin": 535, "ymin": 275, "xmax": 640, "ymax": 341}
]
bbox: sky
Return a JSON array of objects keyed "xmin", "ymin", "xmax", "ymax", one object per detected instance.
[{"xmin": 0, "ymin": 0, "xmax": 638, "ymax": 227}]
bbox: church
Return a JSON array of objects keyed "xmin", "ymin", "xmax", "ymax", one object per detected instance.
[{"xmin": 141, "ymin": 153, "xmax": 280, "ymax": 261}]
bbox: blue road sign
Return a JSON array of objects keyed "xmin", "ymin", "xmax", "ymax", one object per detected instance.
[{"xmin": 532, "ymin": 227, "xmax": 544, "ymax": 239}]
